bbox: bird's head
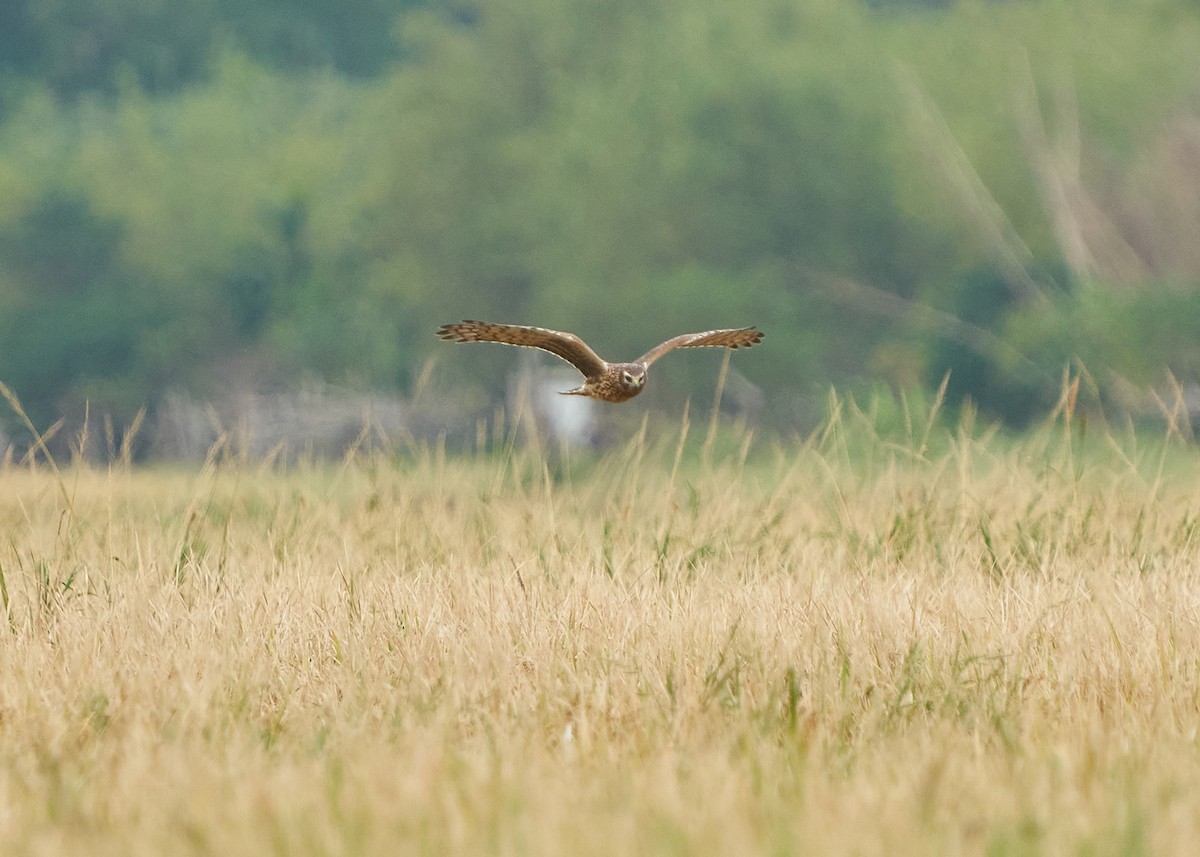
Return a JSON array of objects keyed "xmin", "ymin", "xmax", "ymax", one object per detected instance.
[{"xmin": 619, "ymin": 365, "xmax": 647, "ymax": 392}]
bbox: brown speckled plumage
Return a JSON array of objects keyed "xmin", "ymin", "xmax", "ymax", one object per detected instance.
[{"xmin": 437, "ymin": 321, "xmax": 763, "ymax": 403}]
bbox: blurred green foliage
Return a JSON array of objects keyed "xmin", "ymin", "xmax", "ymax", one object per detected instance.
[
  {"xmin": 1, "ymin": 0, "xmax": 1199, "ymax": 437},
  {"xmin": 0, "ymin": 0, "xmax": 420, "ymax": 99}
]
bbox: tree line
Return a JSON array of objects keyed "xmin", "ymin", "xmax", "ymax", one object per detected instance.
[{"xmin": 1, "ymin": 0, "xmax": 1198, "ymax": 441}]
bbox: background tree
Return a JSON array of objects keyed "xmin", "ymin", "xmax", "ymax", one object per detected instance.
[{"xmin": 0, "ymin": 0, "xmax": 1198, "ymax": 445}]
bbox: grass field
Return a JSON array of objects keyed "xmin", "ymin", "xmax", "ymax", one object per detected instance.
[{"xmin": 1, "ymin": 393, "xmax": 1199, "ymax": 856}]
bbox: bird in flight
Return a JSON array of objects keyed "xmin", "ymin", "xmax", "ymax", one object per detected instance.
[{"xmin": 437, "ymin": 320, "xmax": 763, "ymax": 402}]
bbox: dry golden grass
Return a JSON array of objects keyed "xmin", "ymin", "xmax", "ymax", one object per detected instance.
[{"xmin": 1, "ymin": 399, "xmax": 1199, "ymax": 856}]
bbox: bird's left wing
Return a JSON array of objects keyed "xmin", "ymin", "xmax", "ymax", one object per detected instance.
[{"xmin": 636, "ymin": 327, "xmax": 763, "ymax": 367}]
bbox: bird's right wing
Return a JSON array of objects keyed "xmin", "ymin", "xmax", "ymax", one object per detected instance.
[{"xmin": 437, "ymin": 320, "xmax": 607, "ymax": 378}]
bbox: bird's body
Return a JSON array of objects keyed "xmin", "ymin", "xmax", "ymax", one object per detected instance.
[
  {"xmin": 561, "ymin": 361, "xmax": 648, "ymax": 403},
  {"xmin": 436, "ymin": 321, "xmax": 763, "ymax": 403}
]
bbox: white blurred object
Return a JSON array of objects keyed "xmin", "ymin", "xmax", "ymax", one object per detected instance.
[{"xmin": 535, "ymin": 373, "xmax": 596, "ymax": 448}]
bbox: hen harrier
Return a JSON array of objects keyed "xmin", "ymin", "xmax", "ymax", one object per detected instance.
[{"xmin": 437, "ymin": 320, "xmax": 763, "ymax": 402}]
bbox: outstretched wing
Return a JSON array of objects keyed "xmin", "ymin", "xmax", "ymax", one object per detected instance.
[
  {"xmin": 636, "ymin": 327, "xmax": 764, "ymax": 367},
  {"xmin": 437, "ymin": 320, "xmax": 607, "ymax": 378}
]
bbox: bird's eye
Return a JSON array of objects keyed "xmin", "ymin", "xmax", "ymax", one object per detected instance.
[{"xmin": 622, "ymin": 372, "xmax": 633, "ymax": 383}]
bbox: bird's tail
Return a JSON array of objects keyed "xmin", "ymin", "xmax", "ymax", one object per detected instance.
[{"xmin": 559, "ymin": 385, "xmax": 587, "ymax": 396}]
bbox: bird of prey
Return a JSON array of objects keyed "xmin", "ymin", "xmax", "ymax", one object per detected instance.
[{"xmin": 437, "ymin": 320, "xmax": 763, "ymax": 402}]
